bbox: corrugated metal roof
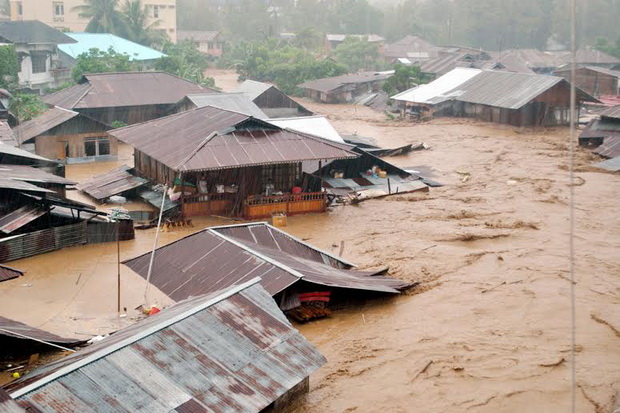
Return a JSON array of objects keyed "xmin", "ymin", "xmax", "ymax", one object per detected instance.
[
  {"xmin": 393, "ymin": 68, "xmax": 598, "ymax": 109},
  {"xmin": 183, "ymin": 93, "xmax": 268, "ymax": 119},
  {"xmin": 177, "ymin": 30, "xmax": 221, "ymax": 42},
  {"xmin": 594, "ymin": 136, "xmax": 620, "ymax": 158},
  {"xmin": 76, "ymin": 165, "xmax": 148, "ymax": 201},
  {"xmin": 12, "ymin": 106, "xmax": 80, "ymax": 144},
  {"xmin": 299, "ymin": 72, "xmax": 392, "ymax": 94},
  {"xmin": 110, "ymin": 106, "xmax": 357, "ymax": 173},
  {"xmin": 59, "ymin": 32, "xmax": 166, "ymax": 61},
  {"xmin": 327, "ymin": 34, "xmax": 384, "ymax": 43},
  {"xmin": 0, "ymin": 178, "xmax": 54, "ymax": 193},
  {"xmin": 44, "ymin": 72, "xmax": 214, "ymax": 109},
  {"xmin": 0, "ymin": 388, "xmax": 24, "ymax": 413},
  {"xmin": 0, "ymin": 316, "xmax": 82, "ymax": 345},
  {"xmin": 0, "ymin": 164, "xmax": 75, "ymax": 185},
  {"xmin": 0, "ymin": 263, "xmax": 23, "ymax": 282},
  {"xmin": 600, "ymin": 105, "xmax": 620, "ymax": 120},
  {"xmin": 595, "ymin": 156, "xmax": 620, "ymax": 171},
  {"xmin": 0, "ymin": 121, "xmax": 16, "ymax": 146},
  {"xmin": 7, "ymin": 280, "xmax": 326, "ymax": 412},
  {"xmin": 392, "ymin": 67, "xmax": 481, "ymax": 104},
  {"xmin": 497, "ymin": 49, "xmax": 563, "ymax": 70},
  {"xmin": 0, "ymin": 20, "xmax": 76, "ymax": 45},
  {"xmin": 123, "ymin": 223, "xmax": 411, "ymax": 303},
  {"xmin": 384, "ymin": 35, "xmax": 436, "ymax": 59},
  {"xmin": 0, "ymin": 204, "xmax": 47, "ymax": 234},
  {"xmin": 267, "ymin": 115, "xmax": 344, "ymax": 143},
  {"xmin": 0, "ymin": 142, "xmax": 57, "ymax": 164},
  {"xmin": 234, "ymin": 80, "xmax": 273, "ymax": 101}
]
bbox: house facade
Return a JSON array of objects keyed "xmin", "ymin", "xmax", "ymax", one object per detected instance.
[
  {"xmin": 299, "ymin": 72, "xmax": 393, "ymax": 104},
  {"xmin": 177, "ymin": 30, "xmax": 224, "ymax": 57},
  {"xmin": 110, "ymin": 105, "xmax": 358, "ymax": 219},
  {"xmin": 554, "ymin": 66, "xmax": 620, "ymax": 97},
  {"xmin": 0, "ymin": 20, "xmax": 75, "ymax": 92}
]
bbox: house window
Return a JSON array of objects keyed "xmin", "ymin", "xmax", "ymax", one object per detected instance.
[
  {"xmin": 53, "ymin": 2, "xmax": 64, "ymax": 16},
  {"xmin": 84, "ymin": 137, "xmax": 110, "ymax": 157},
  {"xmin": 17, "ymin": 2, "xmax": 23, "ymax": 15},
  {"xmin": 153, "ymin": 5, "xmax": 159, "ymax": 18},
  {"xmin": 261, "ymin": 163, "xmax": 300, "ymax": 192},
  {"xmin": 31, "ymin": 53, "xmax": 47, "ymax": 73}
]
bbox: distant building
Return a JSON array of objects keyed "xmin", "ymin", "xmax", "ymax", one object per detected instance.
[
  {"xmin": 298, "ymin": 71, "xmax": 393, "ymax": 104},
  {"xmin": 0, "ymin": 20, "xmax": 75, "ymax": 92},
  {"xmin": 383, "ymin": 35, "xmax": 437, "ymax": 62},
  {"xmin": 392, "ymin": 68, "xmax": 599, "ymax": 126},
  {"xmin": 172, "ymin": 92, "xmax": 267, "ymax": 118},
  {"xmin": 58, "ymin": 32, "xmax": 166, "ymax": 70},
  {"xmin": 326, "ymin": 33, "xmax": 385, "ymax": 53},
  {"xmin": 43, "ymin": 71, "xmax": 214, "ymax": 125},
  {"xmin": 554, "ymin": 66, "xmax": 620, "ymax": 97},
  {"xmin": 177, "ymin": 30, "xmax": 224, "ymax": 57},
  {"xmin": 8, "ymin": 0, "xmax": 177, "ymax": 42},
  {"xmin": 234, "ymin": 80, "xmax": 312, "ymax": 118}
]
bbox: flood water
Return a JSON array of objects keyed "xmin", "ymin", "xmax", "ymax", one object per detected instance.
[{"xmin": 0, "ymin": 71, "xmax": 618, "ymax": 411}]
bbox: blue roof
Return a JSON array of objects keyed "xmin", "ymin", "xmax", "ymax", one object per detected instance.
[{"xmin": 59, "ymin": 32, "xmax": 166, "ymax": 61}]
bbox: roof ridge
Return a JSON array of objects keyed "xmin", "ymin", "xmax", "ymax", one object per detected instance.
[{"xmin": 9, "ymin": 278, "xmax": 262, "ymax": 399}]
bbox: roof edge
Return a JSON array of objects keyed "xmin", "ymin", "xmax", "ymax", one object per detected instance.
[{"xmin": 9, "ymin": 278, "xmax": 262, "ymax": 399}]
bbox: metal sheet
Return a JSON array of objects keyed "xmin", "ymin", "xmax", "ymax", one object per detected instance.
[
  {"xmin": 0, "ymin": 20, "xmax": 76, "ymax": 44},
  {"xmin": 183, "ymin": 93, "xmax": 267, "ymax": 119},
  {"xmin": 0, "ymin": 164, "xmax": 75, "ymax": 185},
  {"xmin": 600, "ymin": 105, "xmax": 620, "ymax": 120},
  {"xmin": 0, "ymin": 121, "xmax": 16, "ymax": 146},
  {"xmin": 12, "ymin": 107, "xmax": 79, "ymax": 145},
  {"xmin": 0, "ymin": 388, "xmax": 23, "ymax": 413},
  {"xmin": 0, "ymin": 316, "xmax": 82, "ymax": 344},
  {"xmin": 299, "ymin": 72, "xmax": 392, "ymax": 94},
  {"xmin": 594, "ymin": 137, "xmax": 620, "ymax": 158},
  {"xmin": 76, "ymin": 165, "xmax": 148, "ymax": 201},
  {"xmin": 0, "ymin": 264, "xmax": 23, "ymax": 282},
  {"xmin": 8, "ymin": 282, "xmax": 326, "ymax": 413},
  {"xmin": 110, "ymin": 106, "xmax": 357, "ymax": 173},
  {"xmin": 0, "ymin": 178, "xmax": 54, "ymax": 193},
  {"xmin": 595, "ymin": 156, "xmax": 620, "ymax": 171},
  {"xmin": 0, "ymin": 205, "xmax": 47, "ymax": 234}
]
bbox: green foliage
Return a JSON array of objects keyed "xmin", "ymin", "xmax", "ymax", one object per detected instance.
[
  {"xmin": 9, "ymin": 93, "xmax": 47, "ymax": 122},
  {"xmin": 155, "ymin": 41, "xmax": 215, "ymax": 87},
  {"xmin": 0, "ymin": 44, "xmax": 19, "ymax": 91},
  {"xmin": 382, "ymin": 64, "xmax": 424, "ymax": 96},
  {"xmin": 221, "ymin": 40, "xmax": 348, "ymax": 95},
  {"xmin": 594, "ymin": 36, "xmax": 620, "ymax": 58},
  {"xmin": 72, "ymin": 47, "xmax": 138, "ymax": 82},
  {"xmin": 44, "ymin": 82, "xmax": 75, "ymax": 94},
  {"xmin": 73, "ymin": 0, "xmax": 129, "ymax": 36},
  {"xmin": 110, "ymin": 120, "xmax": 128, "ymax": 128},
  {"xmin": 121, "ymin": 0, "xmax": 167, "ymax": 47},
  {"xmin": 331, "ymin": 36, "xmax": 382, "ymax": 72}
]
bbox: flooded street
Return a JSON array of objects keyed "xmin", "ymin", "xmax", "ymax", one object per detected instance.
[{"xmin": 1, "ymin": 72, "xmax": 618, "ymax": 411}]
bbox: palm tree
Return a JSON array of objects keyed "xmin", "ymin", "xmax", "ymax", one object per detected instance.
[
  {"xmin": 121, "ymin": 0, "xmax": 166, "ymax": 47},
  {"xmin": 72, "ymin": 0, "xmax": 128, "ymax": 36}
]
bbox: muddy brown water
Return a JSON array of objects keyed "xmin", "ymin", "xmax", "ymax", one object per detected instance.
[{"xmin": 0, "ymin": 72, "xmax": 618, "ymax": 411}]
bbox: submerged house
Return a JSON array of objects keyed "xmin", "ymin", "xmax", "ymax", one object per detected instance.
[
  {"xmin": 391, "ymin": 68, "xmax": 598, "ymax": 126},
  {"xmin": 554, "ymin": 66, "xmax": 620, "ymax": 97},
  {"xmin": 12, "ymin": 106, "xmax": 112, "ymax": 163},
  {"xmin": 299, "ymin": 72, "xmax": 393, "ymax": 104},
  {"xmin": 124, "ymin": 222, "xmax": 414, "ymax": 321},
  {"xmin": 109, "ymin": 105, "xmax": 358, "ymax": 219},
  {"xmin": 4, "ymin": 280, "xmax": 326, "ymax": 412},
  {"xmin": 172, "ymin": 92, "xmax": 268, "ymax": 118},
  {"xmin": 580, "ymin": 105, "xmax": 620, "ymax": 159},
  {"xmin": 43, "ymin": 71, "xmax": 215, "ymax": 126},
  {"xmin": 233, "ymin": 80, "xmax": 312, "ymax": 118}
]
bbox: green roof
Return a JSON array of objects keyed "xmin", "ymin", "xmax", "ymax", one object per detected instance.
[{"xmin": 59, "ymin": 33, "xmax": 166, "ymax": 61}]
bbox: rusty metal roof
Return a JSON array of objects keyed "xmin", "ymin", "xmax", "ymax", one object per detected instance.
[
  {"xmin": 0, "ymin": 178, "xmax": 55, "ymax": 193},
  {"xmin": 110, "ymin": 106, "xmax": 357, "ymax": 172},
  {"xmin": 299, "ymin": 72, "xmax": 393, "ymax": 94},
  {"xmin": 0, "ymin": 316, "xmax": 82, "ymax": 345},
  {"xmin": 600, "ymin": 105, "xmax": 620, "ymax": 120},
  {"xmin": 181, "ymin": 92, "xmax": 267, "ymax": 118},
  {"xmin": 7, "ymin": 280, "xmax": 326, "ymax": 412},
  {"xmin": 0, "ymin": 164, "xmax": 75, "ymax": 186},
  {"xmin": 44, "ymin": 72, "xmax": 214, "ymax": 110},
  {"xmin": 0, "ymin": 388, "xmax": 23, "ymax": 413},
  {"xmin": 123, "ymin": 223, "xmax": 411, "ymax": 302},
  {"xmin": 76, "ymin": 165, "xmax": 148, "ymax": 201},
  {"xmin": 0, "ymin": 142, "xmax": 57, "ymax": 164},
  {"xmin": 0, "ymin": 263, "xmax": 23, "ymax": 282},
  {"xmin": 0, "ymin": 204, "xmax": 47, "ymax": 234},
  {"xmin": 12, "ymin": 106, "xmax": 79, "ymax": 144}
]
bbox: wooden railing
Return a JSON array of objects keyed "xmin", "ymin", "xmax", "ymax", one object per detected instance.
[{"xmin": 244, "ymin": 192, "xmax": 326, "ymax": 219}]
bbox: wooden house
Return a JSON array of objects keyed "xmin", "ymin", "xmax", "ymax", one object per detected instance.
[
  {"xmin": 233, "ymin": 80, "xmax": 312, "ymax": 118},
  {"xmin": 12, "ymin": 106, "xmax": 113, "ymax": 163},
  {"xmin": 298, "ymin": 72, "xmax": 393, "ymax": 104},
  {"xmin": 109, "ymin": 106, "xmax": 358, "ymax": 219},
  {"xmin": 554, "ymin": 66, "xmax": 620, "ymax": 97},
  {"xmin": 177, "ymin": 30, "xmax": 225, "ymax": 58}
]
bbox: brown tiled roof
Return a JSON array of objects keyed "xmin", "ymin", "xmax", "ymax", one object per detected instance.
[
  {"xmin": 110, "ymin": 106, "xmax": 357, "ymax": 172},
  {"xmin": 44, "ymin": 72, "xmax": 216, "ymax": 109}
]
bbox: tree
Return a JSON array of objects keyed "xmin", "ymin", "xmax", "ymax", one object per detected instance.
[
  {"xmin": 72, "ymin": 0, "xmax": 128, "ymax": 36},
  {"xmin": 331, "ymin": 36, "xmax": 382, "ymax": 72},
  {"xmin": 72, "ymin": 47, "xmax": 138, "ymax": 82},
  {"xmin": 155, "ymin": 41, "xmax": 215, "ymax": 87},
  {"xmin": 382, "ymin": 64, "xmax": 424, "ymax": 96},
  {"xmin": 0, "ymin": 45, "xmax": 19, "ymax": 91},
  {"xmin": 594, "ymin": 36, "xmax": 620, "ymax": 58},
  {"xmin": 293, "ymin": 27, "xmax": 325, "ymax": 51},
  {"xmin": 9, "ymin": 93, "xmax": 47, "ymax": 122},
  {"xmin": 121, "ymin": 0, "xmax": 166, "ymax": 47}
]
